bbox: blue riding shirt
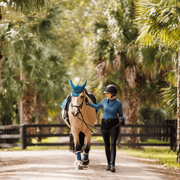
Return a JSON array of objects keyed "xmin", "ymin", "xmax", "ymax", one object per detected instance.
[{"xmin": 87, "ymin": 98, "xmax": 124, "ymax": 120}]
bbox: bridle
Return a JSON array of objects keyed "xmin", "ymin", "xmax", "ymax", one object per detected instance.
[
  {"xmin": 71, "ymin": 98, "xmax": 84, "ymax": 110},
  {"xmin": 71, "ymin": 92, "xmax": 85, "ymax": 117}
]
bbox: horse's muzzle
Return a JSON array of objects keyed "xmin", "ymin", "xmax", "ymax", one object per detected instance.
[{"xmin": 71, "ymin": 109, "xmax": 80, "ymax": 117}]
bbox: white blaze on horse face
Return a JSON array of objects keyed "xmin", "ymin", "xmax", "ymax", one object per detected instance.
[
  {"xmin": 71, "ymin": 93, "xmax": 84, "ymax": 116},
  {"xmin": 74, "ymin": 97, "xmax": 79, "ymax": 115}
]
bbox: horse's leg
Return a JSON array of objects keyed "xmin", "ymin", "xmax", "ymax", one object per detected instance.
[
  {"xmin": 83, "ymin": 133, "xmax": 91, "ymax": 166},
  {"xmin": 71, "ymin": 127, "xmax": 83, "ymax": 169}
]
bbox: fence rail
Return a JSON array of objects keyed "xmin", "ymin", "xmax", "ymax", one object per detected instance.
[{"xmin": 0, "ymin": 123, "xmax": 177, "ymax": 150}]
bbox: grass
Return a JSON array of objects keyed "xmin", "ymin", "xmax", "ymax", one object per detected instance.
[
  {"xmin": 31, "ymin": 137, "xmax": 60, "ymax": 143},
  {"xmin": 119, "ymin": 147, "xmax": 180, "ymax": 169},
  {"xmin": 0, "ymin": 137, "xmax": 70, "ymax": 151},
  {"xmin": 1, "ymin": 146, "xmax": 69, "ymax": 151},
  {"xmin": 140, "ymin": 138, "xmax": 170, "ymax": 144},
  {"xmin": 92, "ymin": 136, "xmax": 180, "ymax": 169},
  {"xmin": 92, "ymin": 136, "xmax": 170, "ymax": 144}
]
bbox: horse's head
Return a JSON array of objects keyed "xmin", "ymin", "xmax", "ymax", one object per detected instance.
[{"xmin": 70, "ymin": 79, "xmax": 87, "ymax": 117}]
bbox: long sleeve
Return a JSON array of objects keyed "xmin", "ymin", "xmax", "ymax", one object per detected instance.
[
  {"xmin": 87, "ymin": 101, "xmax": 103, "ymax": 110},
  {"xmin": 118, "ymin": 102, "xmax": 124, "ymax": 120},
  {"xmin": 88, "ymin": 98, "xmax": 124, "ymax": 120}
]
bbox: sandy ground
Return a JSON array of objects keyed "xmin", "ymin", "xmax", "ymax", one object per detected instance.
[{"xmin": 1, "ymin": 149, "xmax": 180, "ymax": 180}]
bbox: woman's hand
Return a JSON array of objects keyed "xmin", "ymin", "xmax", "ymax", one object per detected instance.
[{"xmin": 120, "ymin": 118, "xmax": 125, "ymax": 125}]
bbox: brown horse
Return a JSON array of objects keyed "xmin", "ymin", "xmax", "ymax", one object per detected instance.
[{"xmin": 62, "ymin": 80, "xmax": 97, "ymax": 169}]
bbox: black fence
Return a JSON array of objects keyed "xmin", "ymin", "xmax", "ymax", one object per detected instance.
[
  {"xmin": 0, "ymin": 123, "xmax": 177, "ymax": 151},
  {"xmin": 0, "ymin": 125, "xmax": 22, "ymax": 148}
]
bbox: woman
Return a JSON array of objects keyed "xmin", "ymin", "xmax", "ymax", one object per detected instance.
[{"xmin": 86, "ymin": 84, "xmax": 124, "ymax": 172}]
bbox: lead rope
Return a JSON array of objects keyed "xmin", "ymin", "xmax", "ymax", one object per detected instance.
[{"xmin": 77, "ymin": 110, "xmax": 123, "ymax": 135}]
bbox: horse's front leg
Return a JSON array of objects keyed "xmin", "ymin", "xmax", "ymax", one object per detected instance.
[
  {"xmin": 83, "ymin": 133, "xmax": 92, "ymax": 166},
  {"xmin": 71, "ymin": 128, "xmax": 83, "ymax": 170}
]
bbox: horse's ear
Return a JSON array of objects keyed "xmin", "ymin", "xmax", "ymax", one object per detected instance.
[
  {"xmin": 82, "ymin": 79, "xmax": 87, "ymax": 89},
  {"xmin": 70, "ymin": 79, "xmax": 75, "ymax": 90}
]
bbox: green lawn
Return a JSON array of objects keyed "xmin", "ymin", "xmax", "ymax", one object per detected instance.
[
  {"xmin": 0, "ymin": 137, "xmax": 69, "ymax": 151},
  {"xmin": 119, "ymin": 147, "xmax": 180, "ymax": 169},
  {"xmin": 92, "ymin": 137, "xmax": 180, "ymax": 169}
]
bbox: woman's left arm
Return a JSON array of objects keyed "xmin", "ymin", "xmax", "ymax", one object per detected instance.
[{"xmin": 118, "ymin": 102, "xmax": 124, "ymax": 120}]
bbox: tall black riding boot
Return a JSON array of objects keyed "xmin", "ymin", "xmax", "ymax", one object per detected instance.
[
  {"xmin": 105, "ymin": 148, "xmax": 111, "ymax": 170},
  {"xmin": 110, "ymin": 144, "xmax": 116, "ymax": 172}
]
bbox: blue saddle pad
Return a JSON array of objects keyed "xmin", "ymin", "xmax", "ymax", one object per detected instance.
[{"xmin": 60, "ymin": 98, "xmax": 69, "ymax": 109}]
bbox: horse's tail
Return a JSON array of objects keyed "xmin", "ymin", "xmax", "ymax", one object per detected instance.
[{"xmin": 69, "ymin": 132, "xmax": 85, "ymax": 152}]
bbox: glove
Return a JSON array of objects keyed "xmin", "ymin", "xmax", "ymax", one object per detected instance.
[
  {"xmin": 120, "ymin": 118, "xmax": 125, "ymax": 125},
  {"xmin": 85, "ymin": 97, "xmax": 89, "ymax": 105}
]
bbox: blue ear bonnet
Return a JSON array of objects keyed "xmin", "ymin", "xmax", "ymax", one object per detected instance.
[
  {"xmin": 70, "ymin": 79, "xmax": 87, "ymax": 97},
  {"xmin": 72, "ymin": 85, "xmax": 84, "ymax": 97}
]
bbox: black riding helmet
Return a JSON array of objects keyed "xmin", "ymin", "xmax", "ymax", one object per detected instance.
[{"xmin": 104, "ymin": 84, "xmax": 117, "ymax": 96}]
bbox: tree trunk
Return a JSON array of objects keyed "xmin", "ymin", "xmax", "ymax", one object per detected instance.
[
  {"xmin": 124, "ymin": 65, "xmax": 141, "ymax": 148},
  {"xmin": 36, "ymin": 92, "xmax": 44, "ymax": 142},
  {"xmin": 0, "ymin": 7, "xmax": 3, "ymax": 87},
  {"xmin": 0, "ymin": 8, "xmax": 3, "ymax": 126},
  {"xmin": 124, "ymin": 87, "xmax": 141, "ymax": 147},
  {"xmin": 177, "ymin": 46, "xmax": 180, "ymax": 163},
  {"xmin": 23, "ymin": 86, "xmax": 35, "ymax": 143},
  {"xmin": 0, "ymin": 52, "xmax": 2, "ymax": 87},
  {"xmin": 19, "ymin": 65, "xmax": 24, "ymax": 125}
]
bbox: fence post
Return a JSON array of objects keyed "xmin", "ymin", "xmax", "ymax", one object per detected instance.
[
  {"xmin": 170, "ymin": 125, "xmax": 174, "ymax": 151},
  {"xmin": 173, "ymin": 121, "xmax": 177, "ymax": 151},
  {"xmin": 22, "ymin": 125, "xmax": 27, "ymax": 150},
  {"xmin": 166, "ymin": 120, "xmax": 169, "ymax": 142}
]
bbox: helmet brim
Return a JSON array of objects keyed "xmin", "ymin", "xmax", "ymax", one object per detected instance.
[{"xmin": 103, "ymin": 91, "xmax": 109, "ymax": 93}]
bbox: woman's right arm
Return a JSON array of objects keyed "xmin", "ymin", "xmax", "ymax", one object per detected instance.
[{"xmin": 87, "ymin": 101, "xmax": 103, "ymax": 110}]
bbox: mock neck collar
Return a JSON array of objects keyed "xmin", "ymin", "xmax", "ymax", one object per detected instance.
[{"xmin": 107, "ymin": 98, "xmax": 116, "ymax": 101}]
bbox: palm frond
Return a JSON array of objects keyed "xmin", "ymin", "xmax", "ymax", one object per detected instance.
[
  {"xmin": 160, "ymin": 86, "xmax": 177, "ymax": 116},
  {"xmin": 135, "ymin": 0, "xmax": 180, "ymax": 47},
  {"xmin": 6, "ymin": 0, "xmax": 49, "ymax": 13}
]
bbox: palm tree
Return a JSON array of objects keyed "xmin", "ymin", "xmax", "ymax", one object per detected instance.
[
  {"xmin": 135, "ymin": 0, "xmax": 180, "ymax": 161},
  {"xmin": 0, "ymin": 0, "xmax": 47, "ymax": 129},
  {"xmin": 0, "ymin": 6, "xmax": 3, "ymax": 88},
  {"xmin": 90, "ymin": 0, "xmax": 142, "ymax": 145},
  {"xmin": 0, "ymin": 2, "xmax": 68, "ymax": 142},
  {"xmin": 90, "ymin": 0, "xmax": 174, "ymax": 146},
  {"xmin": 0, "ymin": 0, "xmax": 47, "ymax": 85}
]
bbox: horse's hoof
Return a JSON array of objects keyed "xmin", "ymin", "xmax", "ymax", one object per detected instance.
[
  {"xmin": 83, "ymin": 165, "xmax": 88, "ymax": 168},
  {"xmin": 76, "ymin": 165, "xmax": 83, "ymax": 170},
  {"xmin": 83, "ymin": 159, "xmax": 89, "ymax": 165},
  {"xmin": 75, "ymin": 160, "xmax": 83, "ymax": 170}
]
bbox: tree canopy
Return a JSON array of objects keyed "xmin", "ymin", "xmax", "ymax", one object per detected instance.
[{"xmin": 0, "ymin": 0, "xmax": 179, "ymax": 126}]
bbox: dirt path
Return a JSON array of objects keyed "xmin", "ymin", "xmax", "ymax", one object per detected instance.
[{"xmin": 0, "ymin": 150, "xmax": 179, "ymax": 180}]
